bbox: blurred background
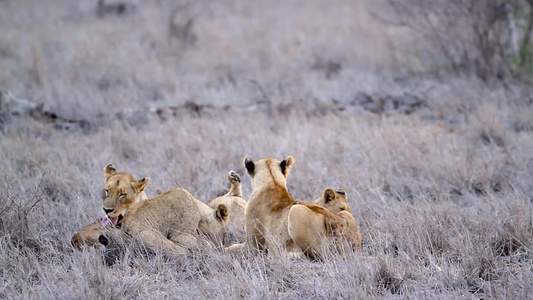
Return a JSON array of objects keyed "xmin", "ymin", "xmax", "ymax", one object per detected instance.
[{"xmin": 3, "ymin": 0, "xmax": 533, "ymax": 115}]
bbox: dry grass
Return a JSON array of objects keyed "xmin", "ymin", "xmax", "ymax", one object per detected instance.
[{"xmin": 1, "ymin": 0, "xmax": 533, "ymax": 299}]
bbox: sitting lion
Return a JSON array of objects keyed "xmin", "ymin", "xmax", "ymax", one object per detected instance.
[
  {"xmin": 227, "ymin": 156, "xmax": 348, "ymax": 260},
  {"xmin": 206, "ymin": 170, "xmax": 247, "ymax": 243},
  {"xmin": 72, "ymin": 164, "xmax": 230, "ymax": 257}
]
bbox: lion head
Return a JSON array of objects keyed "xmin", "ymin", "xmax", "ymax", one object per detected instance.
[
  {"xmin": 102, "ymin": 163, "xmax": 149, "ymax": 226},
  {"xmin": 316, "ymin": 188, "xmax": 351, "ymax": 214},
  {"xmin": 244, "ymin": 156, "xmax": 295, "ymax": 190}
]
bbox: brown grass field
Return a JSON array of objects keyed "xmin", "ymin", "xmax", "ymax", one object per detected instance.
[{"xmin": 1, "ymin": 0, "xmax": 532, "ymax": 299}]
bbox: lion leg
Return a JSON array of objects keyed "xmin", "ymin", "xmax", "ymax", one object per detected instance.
[
  {"xmin": 168, "ymin": 232, "xmax": 198, "ymax": 251},
  {"xmin": 136, "ymin": 230, "xmax": 189, "ymax": 258},
  {"xmin": 226, "ymin": 242, "xmax": 246, "ymax": 254},
  {"xmin": 225, "ymin": 170, "xmax": 242, "ymax": 197},
  {"xmin": 226, "ymin": 236, "xmax": 264, "ymax": 255}
]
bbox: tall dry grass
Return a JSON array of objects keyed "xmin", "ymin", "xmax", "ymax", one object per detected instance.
[{"xmin": 1, "ymin": 0, "xmax": 532, "ymax": 299}]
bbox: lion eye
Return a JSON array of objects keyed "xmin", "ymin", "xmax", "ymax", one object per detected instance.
[
  {"xmin": 119, "ymin": 193, "xmax": 127, "ymax": 198},
  {"xmin": 104, "ymin": 188, "xmax": 109, "ymax": 195},
  {"xmin": 339, "ymin": 207, "xmax": 345, "ymax": 211}
]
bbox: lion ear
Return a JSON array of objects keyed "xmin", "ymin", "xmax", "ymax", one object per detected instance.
[
  {"xmin": 244, "ymin": 156, "xmax": 255, "ymax": 175},
  {"xmin": 133, "ymin": 177, "xmax": 150, "ymax": 193},
  {"xmin": 215, "ymin": 204, "xmax": 230, "ymax": 225},
  {"xmin": 104, "ymin": 163, "xmax": 117, "ymax": 181},
  {"xmin": 324, "ymin": 188, "xmax": 336, "ymax": 203},
  {"xmin": 280, "ymin": 156, "xmax": 295, "ymax": 176}
]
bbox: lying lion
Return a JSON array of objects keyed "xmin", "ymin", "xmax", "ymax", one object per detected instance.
[
  {"xmin": 206, "ymin": 170, "xmax": 247, "ymax": 243},
  {"xmin": 314, "ymin": 188, "xmax": 350, "ymax": 213},
  {"xmin": 72, "ymin": 164, "xmax": 230, "ymax": 257},
  {"xmin": 312, "ymin": 187, "xmax": 361, "ymax": 249},
  {"xmin": 290, "ymin": 189, "xmax": 362, "ymax": 258}
]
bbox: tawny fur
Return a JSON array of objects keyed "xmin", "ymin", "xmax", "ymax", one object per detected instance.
[
  {"xmin": 121, "ymin": 188, "xmax": 202, "ymax": 257},
  {"xmin": 71, "ymin": 164, "xmax": 149, "ymax": 249},
  {"xmin": 313, "ymin": 188, "xmax": 351, "ymax": 213},
  {"xmin": 337, "ymin": 210, "xmax": 362, "ymax": 250},
  {"xmin": 71, "ymin": 219, "xmax": 112, "ymax": 249},
  {"xmin": 227, "ymin": 156, "xmax": 343, "ymax": 259},
  {"xmin": 72, "ymin": 165, "xmax": 230, "ymax": 254},
  {"xmin": 206, "ymin": 170, "xmax": 247, "ymax": 242},
  {"xmin": 289, "ymin": 188, "xmax": 361, "ymax": 259}
]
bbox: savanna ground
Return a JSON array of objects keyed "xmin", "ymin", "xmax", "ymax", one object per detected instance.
[{"xmin": 1, "ymin": 0, "xmax": 533, "ymax": 299}]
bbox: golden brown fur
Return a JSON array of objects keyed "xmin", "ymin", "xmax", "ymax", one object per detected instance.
[
  {"xmin": 206, "ymin": 171, "xmax": 247, "ymax": 242},
  {"xmin": 120, "ymin": 188, "xmax": 202, "ymax": 257},
  {"xmin": 289, "ymin": 189, "xmax": 361, "ymax": 259},
  {"xmin": 337, "ymin": 210, "xmax": 362, "ymax": 250},
  {"xmin": 71, "ymin": 218, "xmax": 112, "ymax": 249},
  {"xmin": 71, "ymin": 164, "xmax": 149, "ymax": 249},
  {"xmin": 72, "ymin": 164, "xmax": 230, "ymax": 254},
  {"xmin": 227, "ymin": 156, "xmax": 343, "ymax": 259},
  {"xmin": 315, "ymin": 188, "xmax": 360, "ymax": 250},
  {"xmin": 102, "ymin": 163, "xmax": 149, "ymax": 225},
  {"xmin": 313, "ymin": 188, "xmax": 351, "ymax": 214}
]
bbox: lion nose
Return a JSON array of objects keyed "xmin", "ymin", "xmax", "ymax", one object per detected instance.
[{"xmin": 103, "ymin": 208, "xmax": 113, "ymax": 215}]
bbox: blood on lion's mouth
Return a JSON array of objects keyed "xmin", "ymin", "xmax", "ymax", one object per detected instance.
[
  {"xmin": 101, "ymin": 215, "xmax": 123, "ymax": 228},
  {"xmin": 101, "ymin": 216, "xmax": 113, "ymax": 226}
]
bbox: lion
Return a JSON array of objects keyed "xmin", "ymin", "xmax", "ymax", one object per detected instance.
[
  {"xmin": 72, "ymin": 164, "xmax": 230, "ymax": 256},
  {"xmin": 313, "ymin": 188, "xmax": 351, "ymax": 214},
  {"xmin": 206, "ymin": 170, "xmax": 247, "ymax": 243},
  {"xmin": 289, "ymin": 190, "xmax": 362, "ymax": 259},
  {"xmin": 289, "ymin": 188, "xmax": 361, "ymax": 258},
  {"xmin": 227, "ymin": 156, "xmax": 346, "ymax": 259},
  {"xmin": 71, "ymin": 216, "xmax": 117, "ymax": 249},
  {"xmin": 71, "ymin": 163, "xmax": 149, "ymax": 248},
  {"xmin": 313, "ymin": 188, "xmax": 361, "ymax": 250}
]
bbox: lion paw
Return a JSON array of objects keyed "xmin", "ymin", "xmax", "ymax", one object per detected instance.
[{"xmin": 228, "ymin": 170, "xmax": 241, "ymax": 184}]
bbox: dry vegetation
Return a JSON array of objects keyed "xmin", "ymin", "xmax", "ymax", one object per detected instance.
[{"xmin": 1, "ymin": 0, "xmax": 533, "ymax": 299}]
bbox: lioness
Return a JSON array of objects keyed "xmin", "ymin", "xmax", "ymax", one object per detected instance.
[
  {"xmin": 227, "ymin": 156, "xmax": 345, "ymax": 259},
  {"xmin": 71, "ymin": 163, "xmax": 149, "ymax": 248},
  {"xmin": 313, "ymin": 188, "xmax": 350, "ymax": 213},
  {"xmin": 72, "ymin": 164, "xmax": 230, "ymax": 256},
  {"xmin": 206, "ymin": 170, "xmax": 247, "ymax": 243},
  {"xmin": 289, "ymin": 188, "xmax": 362, "ymax": 259},
  {"xmin": 313, "ymin": 188, "xmax": 361, "ymax": 249},
  {"xmin": 71, "ymin": 216, "xmax": 117, "ymax": 250}
]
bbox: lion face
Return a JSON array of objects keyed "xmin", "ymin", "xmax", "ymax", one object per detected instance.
[
  {"xmin": 102, "ymin": 163, "xmax": 150, "ymax": 226},
  {"xmin": 321, "ymin": 188, "xmax": 351, "ymax": 214},
  {"xmin": 244, "ymin": 156, "xmax": 295, "ymax": 189}
]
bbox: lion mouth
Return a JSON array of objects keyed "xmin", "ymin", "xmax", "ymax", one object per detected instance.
[
  {"xmin": 101, "ymin": 215, "xmax": 113, "ymax": 226},
  {"xmin": 101, "ymin": 215, "xmax": 123, "ymax": 228}
]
